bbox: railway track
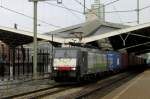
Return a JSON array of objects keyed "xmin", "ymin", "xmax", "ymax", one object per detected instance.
[
  {"xmin": 4, "ymin": 69, "xmax": 145, "ymax": 99},
  {"xmin": 5, "ymin": 81, "xmax": 82, "ymax": 99},
  {"xmin": 1, "ymin": 83, "xmax": 67, "ymax": 99},
  {"xmin": 56, "ymin": 69, "xmax": 145, "ymax": 99}
]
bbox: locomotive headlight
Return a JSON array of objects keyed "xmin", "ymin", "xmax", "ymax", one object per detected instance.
[
  {"xmin": 54, "ymin": 67, "xmax": 57, "ymax": 70},
  {"xmin": 72, "ymin": 67, "xmax": 76, "ymax": 70}
]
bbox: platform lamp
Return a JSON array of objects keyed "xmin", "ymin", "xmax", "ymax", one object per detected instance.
[{"xmin": 28, "ymin": 0, "xmax": 62, "ymax": 80}]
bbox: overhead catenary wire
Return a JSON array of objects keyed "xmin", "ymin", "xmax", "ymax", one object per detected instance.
[
  {"xmin": 74, "ymin": 0, "xmax": 136, "ymax": 14},
  {"xmin": 18, "ymin": 24, "xmax": 46, "ymax": 33},
  {"xmin": 73, "ymin": 0, "xmax": 100, "ymax": 18},
  {"xmin": 0, "ymin": 0, "xmax": 149, "ymax": 29},
  {"xmin": 46, "ymin": 1, "xmax": 137, "ymax": 14},
  {"xmin": 73, "ymin": 0, "xmax": 142, "ymax": 25},
  {"xmin": 104, "ymin": 0, "xmax": 150, "ymax": 12},
  {"xmin": 92, "ymin": 0, "xmax": 121, "ymax": 10},
  {"xmin": 105, "ymin": 9, "xmax": 136, "ymax": 13},
  {"xmin": 139, "ymin": 5, "xmax": 150, "ymax": 11},
  {"xmin": 123, "ymin": 21, "xmax": 137, "ymax": 23},
  {"xmin": 92, "ymin": 0, "xmax": 147, "ymax": 14},
  {"xmin": 0, "ymin": 5, "xmax": 61, "ymax": 28},
  {"xmin": 45, "ymin": 0, "xmax": 146, "ymax": 15},
  {"xmin": 112, "ymin": 5, "xmax": 123, "ymax": 24},
  {"xmin": 61, "ymin": 3, "xmax": 83, "ymax": 20},
  {"xmin": 44, "ymin": 2, "xmax": 83, "ymax": 14},
  {"xmin": 74, "ymin": 0, "xmax": 85, "ymax": 7},
  {"xmin": 104, "ymin": 0, "xmax": 120, "ymax": 6}
]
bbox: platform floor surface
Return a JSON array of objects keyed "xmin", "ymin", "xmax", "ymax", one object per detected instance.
[
  {"xmin": 0, "ymin": 78, "xmax": 54, "ymax": 98},
  {"xmin": 102, "ymin": 69, "xmax": 150, "ymax": 99}
]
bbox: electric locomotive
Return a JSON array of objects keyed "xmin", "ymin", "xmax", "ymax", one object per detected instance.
[{"xmin": 52, "ymin": 47, "xmax": 108, "ymax": 81}]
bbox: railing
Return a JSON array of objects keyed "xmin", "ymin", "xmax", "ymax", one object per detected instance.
[{"xmin": 0, "ymin": 48, "xmax": 51, "ymax": 81}]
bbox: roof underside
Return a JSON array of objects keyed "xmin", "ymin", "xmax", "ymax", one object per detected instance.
[
  {"xmin": 0, "ymin": 29, "xmax": 33, "ymax": 47},
  {"xmin": 81, "ymin": 22, "xmax": 150, "ymax": 55},
  {"xmin": 0, "ymin": 26, "xmax": 65, "ymax": 47},
  {"xmin": 109, "ymin": 27, "xmax": 150, "ymax": 55}
]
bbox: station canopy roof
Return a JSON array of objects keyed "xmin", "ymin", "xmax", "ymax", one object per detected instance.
[
  {"xmin": 81, "ymin": 21, "xmax": 150, "ymax": 55},
  {"xmin": 45, "ymin": 20, "xmax": 128, "ymax": 38},
  {"xmin": 0, "ymin": 19, "xmax": 150, "ymax": 55},
  {"xmin": 0, "ymin": 25, "xmax": 64, "ymax": 47},
  {"xmin": 46, "ymin": 20, "xmax": 150, "ymax": 55}
]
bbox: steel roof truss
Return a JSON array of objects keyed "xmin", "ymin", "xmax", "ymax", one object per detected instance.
[
  {"xmin": 119, "ymin": 41, "xmax": 150, "ymax": 51},
  {"xmin": 130, "ymin": 33, "xmax": 150, "ymax": 39}
]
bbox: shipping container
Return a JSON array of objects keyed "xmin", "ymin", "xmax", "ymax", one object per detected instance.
[
  {"xmin": 107, "ymin": 51, "xmax": 122, "ymax": 71},
  {"xmin": 121, "ymin": 53, "xmax": 128, "ymax": 69},
  {"xmin": 129, "ymin": 54, "xmax": 134, "ymax": 66}
]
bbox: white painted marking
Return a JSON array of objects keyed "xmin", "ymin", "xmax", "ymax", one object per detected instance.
[{"xmin": 112, "ymin": 74, "xmax": 144, "ymax": 99}]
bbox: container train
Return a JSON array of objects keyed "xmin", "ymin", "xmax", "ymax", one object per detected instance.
[{"xmin": 51, "ymin": 47, "xmax": 146, "ymax": 82}]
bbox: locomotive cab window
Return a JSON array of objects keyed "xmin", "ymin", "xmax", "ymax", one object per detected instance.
[
  {"xmin": 53, "ymin": 49, "xmax": 78, "ymax": 69},
  {"xmin": 54, "ymin": 49, "xmax": 77, "ymax": 58}
]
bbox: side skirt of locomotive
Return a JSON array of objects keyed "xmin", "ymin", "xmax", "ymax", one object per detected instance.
[{"xmin": 52, "ymin": 70, "xmax": 113, "ymax": 82}]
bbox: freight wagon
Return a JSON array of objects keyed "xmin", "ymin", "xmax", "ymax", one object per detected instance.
[{"xmin": 106, "ymin": 51, "xmax": 122, "ymax": 71}]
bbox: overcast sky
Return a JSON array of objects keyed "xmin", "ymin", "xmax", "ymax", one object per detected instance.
[{"xmin": 0, "ymin": 0, "xmax": 150, "ymax": 33}]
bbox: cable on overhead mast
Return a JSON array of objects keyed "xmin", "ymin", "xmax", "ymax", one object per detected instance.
[
  {"xmin": 44, "ymin": 2, "xmax": 83, "ymax": 14},
  {"xmin": 91, "ymin": 0, "xmax": 120, "ymax": 10},
  {"xmin": 104, "ymin": 0, "xmax": 120, "ymax": 6},
  {"xmin": 139, "ymin": 5, "xmax": 150, "ymax": 11},
  {"xmin": 0, "ymin": 5, "xmax": 61, "ymax": 28},
  {"xmin": 112, "ymin": 5, "xmax": 123, "ymax": 23},
  {"xmin": 61, "ymin": 3, "xmax": 83, "ymax": 20},
  {"xmin": 46, "ymin": 0, "xmax": 136, "ymax": 14},
  {"xmin": 123, "ymin": 21, "xmax": 137, "ymax": 24},
  {"xmin": 73, "ymin": 0, "xmax": 135, "ymax": 15},
  {"xmin": 73, "ymin": 0, "xmax": 100, "ymax": 18},
  {"xmin": 105, "ymin": 9, "xmax": 136, "ymax": 13}
]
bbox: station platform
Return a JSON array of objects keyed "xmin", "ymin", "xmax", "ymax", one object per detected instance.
[
  {"xmin": 102, "ymin": 68, "xmax": 150, "ymax": 99},
  {"xmin": 0, "ymin": 78, "xmax": 54, "ymax": 98}
]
